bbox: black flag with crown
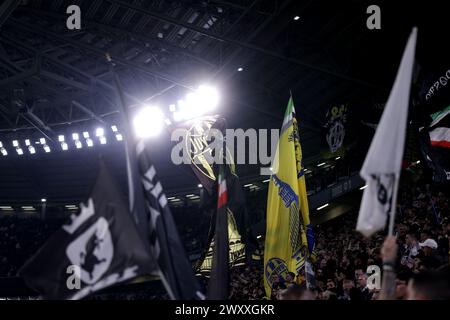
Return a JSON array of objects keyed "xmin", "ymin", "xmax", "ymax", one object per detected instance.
[{"xmin": 18, "ymin": 160, "xmax": 154, "ymax": 300}]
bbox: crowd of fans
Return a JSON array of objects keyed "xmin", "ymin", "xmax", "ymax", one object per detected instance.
[
  {"xmin": 225, "ymin": 179, "xmax": 449, "ymax": 300},
  {"xmin": 0, "ymin": 217, "xmax": 61, "ymax": 277},
  {"xmin": 0, "ymin": 177, "xmax": 448, "ymax": 299},
  {"xmin": 228, "ymin": 265, "xmax": 265, "ymax": 300}
]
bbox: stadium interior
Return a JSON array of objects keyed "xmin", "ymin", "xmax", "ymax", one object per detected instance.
[{"xmin": 0, "ymin": 0, "xmax": 448, "ymax": 301}]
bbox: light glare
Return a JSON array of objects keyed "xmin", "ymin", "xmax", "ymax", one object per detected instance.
[
  {"xmin": 133, "ymin": 107, "xmax": 164, "ymax": 138},
  {"xmin": 96, "ymin": 128, "xmax": 104, "ymax": 137},
  {"xmin": 317, "ymin": 203, "xmax": 329, "ymax": 211}
]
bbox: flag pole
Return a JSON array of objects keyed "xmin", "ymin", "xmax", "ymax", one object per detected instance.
[
  {"xmin": 388, "ymin": 174, "xmax": 400, "ymax": 235},
  {"xmin": 106, "ymin": 53, "xmax": 133, "ymax": 130},
  {"xmin": 106, "ymin": 54, "xmax": 203, "ymax": 300}
]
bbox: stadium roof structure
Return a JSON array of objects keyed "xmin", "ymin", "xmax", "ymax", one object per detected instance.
[{"xmin": 0, "ymin": 0, "xmax": 446, "ymax": 204}]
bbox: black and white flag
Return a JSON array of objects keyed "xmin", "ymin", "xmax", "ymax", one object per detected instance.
[
  {"xmin": 357, "ymin": 28, "xmax": 417, "ymax": 237},
  {"xmin": 135, "ymin": 139, "xmax": 204, "ymax": 300},
  {"xmin": 107, "ymin": 56, "xmax": 202, "ymax": 300},
  {"xmin": 18, "ymin": 160, "xmax": 154, "ymax": 300}
]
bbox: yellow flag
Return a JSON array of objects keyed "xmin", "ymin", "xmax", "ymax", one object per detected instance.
[{"xmin": 264, "ymin": 96, "xmax": 315, "ymax": 298}]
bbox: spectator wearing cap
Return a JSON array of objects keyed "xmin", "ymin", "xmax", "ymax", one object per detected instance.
[
  {"xmin": 419, "ymin": 238, "xmax": 438, "ymax": 252},
  {"xmin": 418, "ymin": 239, "xmax": 441, "ymax": 270}
]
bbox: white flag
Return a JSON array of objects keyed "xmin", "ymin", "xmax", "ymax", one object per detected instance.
[{"xmin": 356, "ymin": 28, "xmax": 417, "ymax": 237}]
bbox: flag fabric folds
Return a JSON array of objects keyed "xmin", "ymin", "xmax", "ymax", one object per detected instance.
[
  {"xmin": 356, "ymin": 28, "xmax": 418, "ymax": 237},
  {"xmin": 108, "ymin": 58, "xmax": 202, "ymax": 300},
  {"xmin": 264, "ymin": 95, "xmax": 315, "ymax": 298},
  {"xmin": 206, "ymin": 165, "xmax": 230, "ymax": 300},
  {"xmin": 182, "ymin": 117, "xmax": 258, "ymax": 273},
  {"xmin": 18, "ymin": 160, "xmax": 153, "ymax": 300},
  {"xmin": 136, "ymin": 139, "xmax": 204, "ymax": 300}
]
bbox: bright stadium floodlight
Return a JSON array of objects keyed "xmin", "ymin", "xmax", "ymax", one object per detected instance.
[
  {"xmin": 173, "ymin": 111, "xmax": 183, "ymax": 122},
  {"xmin": 72, "ymin": 133, "xmax": 79, "ymax": 141},
  {"xmin": 83, "ymin": 131, "xmax": 90, "ymax": 138},
  {"xmin": 28, "ymin": 145, "xmax": 36, "ymax": 154},
  {"xmin": 43, "ymin": 145, "xmax": 51, "ymax": 153},
  {"xmin": 96, "ymin": 128, "xmax": 104, "ymax": 137},
  {"xmin": 198, "ymin": 184, "xmax": 203, "ymax": 188},
  {"xmin": 12, "ymin": 140, "xmax": 19, "ymax": 147},
  {"xmin": 111, "ymin": 125, "xmax": 118, "ymax": 132},
  {"xmin": 115, "ymin": 133, "xmax": 123, "ymax": 141},
  {"xmin": 177, "ymin": 99, "xmax": 186, "ymax": 109},
  {"xmin": 41, "ymin": 198, "xmax": 46, "ymax": 203},
  {"xmin": 86, "ymin": 138, "xmax": 94, "ymax": 147},
  {"xmin": 181, "ymin": 85, "xmax": 220, "ymax": 121},
  {"xmin": 16, "ymin": 147, "xmax": 24, "ymax": 155},
  {"xmin": 61, "ymin": 142, "xmax": 68, "ymax": 151},
  {"xmin": 1, "ymin": 148, "xmax": 7, "ymax": 156},
  {"xmin": 40, "ymin": 138, "xmax": 46, "ymax": 145},
  {"xmin": 58, "ymin": 135, "xmax": 65, "ymax": 142},
  {"xmin": 133, "ymin": 106, "xmax": 164, "ymax": 138},
  {"xmin": 75, "ymin": 140, "xmax": 82, "ymax": 149},
  {"xmin": 25, "ymin": 139, "xmax": 31, "ymax": 146},
  {"xmin": 99, "ymin": 136, "xmax": 107, "ymax": 145},
  {"xmin": 0, "ymin": 141, "xmax": 2, "ymax": 148},
  {"xmin": 171, "ymin": 85, "xmax": 220, "ymax": 122},
  {"xmin": 196, "ymin": 84, "xmax": 219, "ymax": 111}
]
